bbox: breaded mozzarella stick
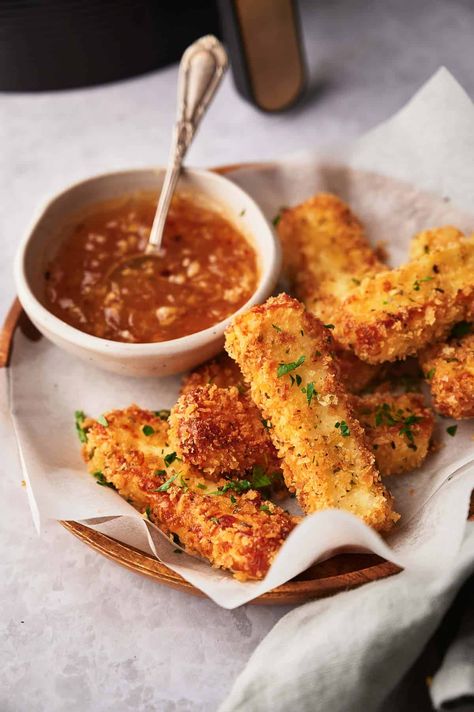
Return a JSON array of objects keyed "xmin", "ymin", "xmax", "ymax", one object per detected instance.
[
  {"xmin": 225, "ymin": 294, "xmax": 398, "ymax": 531},
  {"xmin": 81, "ymin": 406, "xmax": 296, "ymax": 581},
  {"xmin": 334, "ymin": 240, "xmax": 474, "ymax": 363}
]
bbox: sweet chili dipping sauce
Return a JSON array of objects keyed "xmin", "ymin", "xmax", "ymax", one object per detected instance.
[{"xmin": 44, "ymin": 193, "xmax": 259, "ymax": 343}]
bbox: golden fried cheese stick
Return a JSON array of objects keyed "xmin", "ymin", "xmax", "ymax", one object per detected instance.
[
  {"xmin": 352, "ymin": 393, "xmax": 434, "ymax": 476},
  {"xmin": 334, "ymin": 239, "xmax": 474, "ymax": 363},
  {"xmin": 278, "ymin": 193, "xmax": 384, "ymax": 390},
  {"xmin": 80, "ymin": 406, "xmax": 296, "ymax": 581},
  {"xmin": 172, "ymin": 382, "xmax": 433, "ymax": 479},
  {"xmin": 409, "ymin": 227, "xmax": 474, "ymax": 418},
  {"xmin": 225, "ymin": 293, "xmax": 398, "ymax": 531},
  {"xmin": 278, "ymin": 193, "xmax": 385, "ymax": 318},
  {"xmin": 419, "ymin": 330, "xmax": 474, "ymax": 419}
]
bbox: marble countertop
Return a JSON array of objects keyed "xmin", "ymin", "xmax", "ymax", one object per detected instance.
[{"xmin": 1, "ymin": 1, "xmax": 473, "ymax": 710}]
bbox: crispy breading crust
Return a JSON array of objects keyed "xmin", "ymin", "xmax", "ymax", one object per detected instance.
[
  {"xmin": 278, "ymin": 193, "xmax": 385, "ymax": 318},
  {"xmin": 180, "ymin": 352, "xmax": 245, "ymax": 396},
  {"xmin": 81, "ymin": 406, "xmax": 296, "ymax": 581},
  {"xmin": 334, "ymin": 240, "xmax": 474, "ymax": 363},
  {"xmin": 183, "ymin": 348, "xmax": 377, "ymax": 397},
  {"xmin": 225, "ymin": 294, "xmax": 398, "ymax": 531},
  {"xmin": 419, "ymin": 332, "xmax": 474, "ymax": 419},
  {"xmin": 169, "ymin": 384, "xmax": 281, "ymax": 476},
  {"xmin": 278, "ymin": 192, "xmax": 384, "ymax": 389},
  {"xmin": 352, "ymin": 393, "xmax": 434, "ymax": 476},
  {"xmin": 409, "ymin": 226, "xmax": 466, "ymax": 260},
  {"xmin": 172, "ymin": 380, "xmax": 433, "ymax": 480}
]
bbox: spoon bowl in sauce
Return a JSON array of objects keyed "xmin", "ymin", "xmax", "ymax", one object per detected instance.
[{"xmin": 15, "ymin": 167, "xmax": 281, "ymax": 377}]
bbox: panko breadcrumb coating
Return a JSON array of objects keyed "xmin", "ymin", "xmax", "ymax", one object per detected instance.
[
  {"xmin": 334, "ymin": 239, "xmax": 474, "ymax": 363},
  {"xmin": 409, "ymin": 226, "xmax": 466, "ymax": 260},
  {"xmin": 180, "ymin": 352, "xmax": 245, "ymax": 396},
  {"xmin": 225, "ymin": 293, "xmax": 398, "ymax": 531},
  {"xmin": 80, "ymin": 406, "xmax": 296, "ymax": 580},
  {"xmin": 173, "ymin": 380, "xmax": 433, "ymax": 480},
  {"xmin": 419, "ymin": 330, "xmax": 474, "ymax": 419},
  {"xmin": 182, "ymin": 349, "xmax": 377, "ymax": 397},
  {"xmin": 169, "ymin": 384, "xmax": 281, "ymax": 477},
  {"xmin": 278, "ymin": 192, "xmax": 383, "ymax": 390},
  {"xmin": 352, "ymin": 393, "xmax": 434, "ymax": 476},
  {"xmin": 278, "ymin": 193, "xmax": 385, "ymax": 319}
]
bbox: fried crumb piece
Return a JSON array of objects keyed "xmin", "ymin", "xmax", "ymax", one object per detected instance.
[
  {"xmin": 419, "ymin": 331, "xmax": 474, "ymax": 419},
  {"xmin": 169, "ymin": 384, "xmax": 281, "ymax": 477},
  {"xmin": 81, "ymin": 406, "xmax": 296, "ymax": 581},
  {"xmin": 225, "ymin": 293, "xmax": 398, "ymax": 531},
  {"xmin": 409, "ymin": 226, "xmax": 466, "ymax": 260},
  {"xmin": 352, "ymin": 392, "xmax": 434, "ymax": 476},
  {"xmin": 334, "ymin": 238, "xmax": 474, "ymax": 363}
]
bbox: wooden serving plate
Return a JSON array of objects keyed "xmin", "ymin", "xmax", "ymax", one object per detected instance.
[
  {"xmin": 6, "ymin": 162, "xmax": 472, "ymax": 605},
  {"xmin": 2, "ymin": 298, "xmax": 402, "ymax": 604}
]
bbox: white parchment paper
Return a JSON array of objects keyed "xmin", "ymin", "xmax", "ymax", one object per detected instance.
[{"xmin": 9, "ymin": 68, "xmax": 474, "ymax": 608}]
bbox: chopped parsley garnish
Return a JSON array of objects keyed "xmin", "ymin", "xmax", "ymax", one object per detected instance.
[
  {"xmin": 324, "ymin": 324, "xmax": 335, "ymax": 329},
  {"xmin": 446, "ymin": 425, "xmax": 458, "ymax": 437},
  {"xmin": 197, "ymin": 483, "xmax": 207, "ymax": 490},
  {"xmin": 399, "ymin": 414, "xmax": 423, "ymax": 442},
  {"xmin": 209, "ymin": 479, "xmax": 252, "ymax": 496},
  {"xmin": 179, "ymin": 476, "xmax": 189, "ymax": 492},
  {"xmin": 374, "ymin": 403, "xmax": 397, "ymax": 426},
  {"xmin": 261, "ymin": 418, "xmax": 272, "ymax": 429},
  {"xmin": 155, "ymin": 474, "xmax": 177, "ymax": 491},
  {"xmin": 210, "ymin": 517, "xmax": 220, "ymax": 524},
  {"xmin": 230, "ymin": 495, "xmax": 237, "ymax": 504},
  {"xmin": 289, "ymin": 373, "xmax": 303, "ymax": 387},
  {"xmin": 97, "ymin": 414, "xmax": 109, "ymax": 427},
  {"xmin": 154, "ymin": 409, "xmax": 170, "ymax": 420},
  {"xmin": 239, "ymin": 208, "xmax": 246, "ymax": 216},
  {"xmin": 450, "ymin": 322, "xmax": 472, "ymax": 339},
  {"xmin": 277, "ymin": 355, "xmax": 305, "ymax": 378},
  {"xmin": 74, "ymin": 410, "xmax": 88, "ymax": 443},
  {"xmin": 272, "ymin": 208, "xmax": 287, "ymax": 226},
  {"xmin": 93, "ymin": 471, "xmax": 115, "ymax": 489},
  {"xmin": 251, "ymin": 465, "xmax": 272, "ymax": 489},
  {"xmin": 305, "ymin": 382, "xmax": 316, "ymax": 406},
  {"xmin": 154, "ymin": 469, "xmax": 166, "ymax": 477},
  {"xmin": 374, "ymin": 403, "xmax": 422, "ymax": 442},
  {"xmin": 335, "ymin": 420, "xmax": 350, "ymax": 437},
  {"xmin": 413, "ymin": 276, "xmax": 433, "ymax": 291},
  {"xmin": 142, "ymin": 424, "xmax": 155, "ymax": 436},
  {"xmin": 260, "ymin": 504, "xmax": 273, "ymax": 514},
  {"xmin": 272, "ymin": 324, "xmax": 282, "ymax": 332},
  {"xmin": 145, "ymin": 506, "xmax": 152, "ymax": 520},
  {"xmin": 164, "ymin": 451, "xmax": 178, "ymax": 467},
  {"xmin": 351, "ymin": 278, "xmax": 361, "ymax": 285},
  {"xmin": 209, "ymin": 467, "xmax": 273, "ymax": 498},
  {"xmin": 425, "ymin": 368, "xmax": 436, "ymax": 380}
]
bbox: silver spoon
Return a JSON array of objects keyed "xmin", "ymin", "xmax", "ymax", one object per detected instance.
[
  {"xmin": 106, "ymin": 35, "xmax": 228, "ymax": 281},
  {"xmin": 146, "ymin": 34, "xmax": 228, "ymax": 256}
]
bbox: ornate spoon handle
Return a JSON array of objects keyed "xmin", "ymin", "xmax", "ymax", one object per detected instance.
[{"xmin": 146, "ymin": 36, "xmax": 228, "ymax": 254}]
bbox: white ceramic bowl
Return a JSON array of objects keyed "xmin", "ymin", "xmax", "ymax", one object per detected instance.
[{"xmin": 14, "ymin": 167, "xmax": 281, "ymax": 377}]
